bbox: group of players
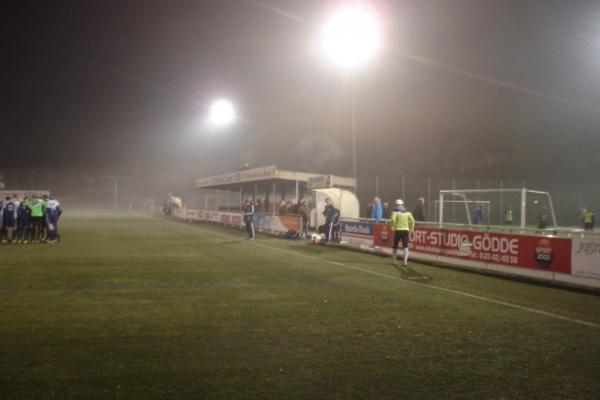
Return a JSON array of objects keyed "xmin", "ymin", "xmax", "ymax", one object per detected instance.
[{"xmin": 0, "ymin": 194, "xmax": 63, "ymax": 244}]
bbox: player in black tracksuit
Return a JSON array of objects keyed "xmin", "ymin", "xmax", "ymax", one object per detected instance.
[
  {"xmin": 243, "ymin": 200, "xmax": 255, "ymax": 240},
  {"xmin": 1, "ymin": 197, "xmax": 17, "ymax": 243},
  {"xmin": 17, "ymin": 197, "xmax": 31, "ymax": 243}
]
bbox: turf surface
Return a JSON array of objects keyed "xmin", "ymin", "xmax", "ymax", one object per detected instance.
[{"xmin": 1, "ymin": 212, "xmax": 599, "ymax": 399}]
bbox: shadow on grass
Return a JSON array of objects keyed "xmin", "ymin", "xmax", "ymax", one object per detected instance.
[{"xmin": 392, "ymin": 264, "xmax": 433, "ymax": 283}]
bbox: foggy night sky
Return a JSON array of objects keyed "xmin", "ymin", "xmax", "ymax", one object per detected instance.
[{"xmin": 4, "ymin": 0, "xmax": 600, "ymax": 182}]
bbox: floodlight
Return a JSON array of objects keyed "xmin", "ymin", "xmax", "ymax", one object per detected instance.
[
  {"xmin": 209, "ymin": 99, "xmax": 236, "ymax": 126},
  {"xmin": 321, "ymin": 3, "xmax": 381, "ymax": 69}
]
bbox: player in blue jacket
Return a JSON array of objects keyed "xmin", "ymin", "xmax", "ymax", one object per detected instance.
[
  {"xmin": 371, "ymin": 197, "xmax": 383, "ymax": 222},
  {"xmin": 45, "ymin": 197, "xmax": 63, "ymax": 244},
  {"xmin": 1, "ymin": 196, "xmax": 18, "ymax": 243},
  {"xmin": 17, "ymin": 196, "xmax": 31, "ymax": 243}
]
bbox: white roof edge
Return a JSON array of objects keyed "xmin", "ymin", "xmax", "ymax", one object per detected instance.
[{"xmin": 194, "ymin": 165, "xmax": 356, "ymax": 188}]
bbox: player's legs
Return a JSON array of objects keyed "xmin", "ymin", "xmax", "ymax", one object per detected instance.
[
  {"xmin": 7, "ymin": 218, "xmax": 16, "ymax": 243},
  {"xmin": 32, "ymin": 217, "xmax": 41, "ymax": 242},
  {"xmin": 41, "ymin": 217, "xmax": 48, "ymax": 242},
  {"xmin": 23, "ymin": 219, "xmax": 30, "ymax": 243},
  {"xmin": 401, "ymin": 231, "xmax": 410, "ymax": 266},
  {"xmin": 392, "ymin": 230, "xmax": 401, "ymax": 264},
  {"xmin": 246, "ymin": 221, "xmax": 254, "ymax": 239}
]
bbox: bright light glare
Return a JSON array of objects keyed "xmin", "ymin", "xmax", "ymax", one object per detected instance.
[
  {"xmin": 209, "ymin": 99, "xmax": 236, "ymax": 126},
  {"xmin": 321, "ymin": 3, "xmax": 381, "ymax": 69}
]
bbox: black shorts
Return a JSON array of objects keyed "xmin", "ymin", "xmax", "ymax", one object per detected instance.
[{"xmin": 393, "ymin": 230, "xmax": 409, "ymax": 249}]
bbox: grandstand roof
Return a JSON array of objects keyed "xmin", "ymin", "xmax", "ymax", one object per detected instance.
[{"xmin": 194, "ymin": 165, "xmax": 356, "ymax": 190}]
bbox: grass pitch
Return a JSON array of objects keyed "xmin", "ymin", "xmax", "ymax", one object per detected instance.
[{"xmin": 1, "ymin": 212, "xmax": 599, "ymax": 399}]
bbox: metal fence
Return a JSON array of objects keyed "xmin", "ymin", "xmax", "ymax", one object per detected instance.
[
  {"xmin": 356, "ymin": 174, "xmax": 599, "ymax": 227},
  {"xmin": 1, "ymin": 168, "xmax": 597, "ymax": 227}
]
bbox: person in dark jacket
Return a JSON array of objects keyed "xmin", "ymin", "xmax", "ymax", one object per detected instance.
[
  {"xmin": 412, "ymin": 197, "xmax": 426, "ymax": 221},
  {"xmin": 332, "ymin": 207, "xmax": 341, "ymax": 242},
  {"xmin": 242, "ymin": 200, "xmax": 255, "ymax": 240},
  {"xmin": 365, "ymin": 199, "xmax": 374, "ymax": 219},
  {"xmin": 298, "ymin": 198, "xmax": 310, "ymax": 238},
  {"xmin": 17, "ymin": 196, "xmax": 31, "ymax": 243},
  {"xmin": 1, "ymin": 196, "xmax": 17, "ymax": 243},
  {"xmin": 323, "ymin": 197, "xmax": 338, "ymax": 242},
  {"xmin": 382, "ymin": 201, "xmax": 390, "ymax": 219},
  {"xmin": 45, "ymin": 197, "xmax": 63, "ymax": 244}
]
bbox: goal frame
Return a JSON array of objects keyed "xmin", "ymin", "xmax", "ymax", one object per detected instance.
[{"xmin": 438, "ymin": 188, "xmax": 557, "ymax": 229}]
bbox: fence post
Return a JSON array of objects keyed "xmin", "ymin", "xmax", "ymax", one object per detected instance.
[
  {"xmin": 427, "ymin": 177, "xmax": 432, "ymax": 221},
  {"xmin": 272, "ymin": 182, "xmax": 276, "ymax": 216},
  {"xmin": 500, "ymin": 180, "xmax": 504, "ymax": 225},
  {"xmin": 520, "ymin": 188, "xmax": 527, "ymax": 229},
  {"xmin": 439, "ymin": 191, "xmax": 444, "ymax": 227},
  {"xmin": 452, "ymin": 179, "xmax": 456, "ymax": 222}
]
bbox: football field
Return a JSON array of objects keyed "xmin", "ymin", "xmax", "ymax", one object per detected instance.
[{"xmin": 1, "ymin": 212, "xmax": 599, "ymax": 399}]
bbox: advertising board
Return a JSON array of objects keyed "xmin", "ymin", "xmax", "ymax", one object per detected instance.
[
  {"xmin": 373, "ymin": 224, "xmax": 571, "ymax": 274},
  {"xmin": 571, "ymin": 238, "xmax": 600, "ymax": 280},
  {"xmin": 340, "ymin": 221, "xmax": 374, "ymax": 245}
]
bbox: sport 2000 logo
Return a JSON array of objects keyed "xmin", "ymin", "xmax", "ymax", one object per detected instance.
[{"xmin": 534, "ymin": 239, "xmax": 554, "ymax": 268}]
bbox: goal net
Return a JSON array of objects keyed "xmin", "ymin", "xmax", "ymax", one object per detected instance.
[{"xmin": 436, "ymin": 189, "xmax": 557, "ymax": 229}]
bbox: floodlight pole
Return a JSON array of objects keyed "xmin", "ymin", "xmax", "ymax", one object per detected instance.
[
  {"xmin": 439, "ymin": 192, "xmax": 444, "ymax": 227},
  {"xmin": 349, "ymin": 79, "xmax": 358, "ymax": 193}
]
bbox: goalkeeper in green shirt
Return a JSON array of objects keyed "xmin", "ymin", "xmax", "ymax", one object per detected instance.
[
  {"xmin": 390, "ymin": 199, "xmax": 415, "ymax": 266},
  {"xmin": 28, "ymin": 195, "xmax": 45, "ymax": 242}
]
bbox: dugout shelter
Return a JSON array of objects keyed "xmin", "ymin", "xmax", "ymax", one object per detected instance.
[{"xmin": 194, "ymin": 165, "xmax": 358, "ymax": 227}]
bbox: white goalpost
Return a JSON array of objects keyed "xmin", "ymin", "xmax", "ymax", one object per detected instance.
[{"xmin": 437, "ymin": 188, "xmax": 557, "ymax": 229}]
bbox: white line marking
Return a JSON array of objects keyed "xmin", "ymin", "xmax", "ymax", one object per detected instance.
[
  {"xmin": 406, "ymin": 276, "xmax": 430, "ymax": 281},
  {"xmin": 174, "ymin": 219, "xmax": 600, "ymax": 329},
  {"xmin": 252, "ymin": 242, "xmax": 600, "ymax": 329}
]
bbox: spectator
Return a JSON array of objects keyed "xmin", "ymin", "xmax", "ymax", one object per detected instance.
[
  {"xmin": 279, "ymin": 201, "xmax": 288, "ymax": 215},
  {"xmin": 371, "ymin": 197, "xmax": 383, "ymax": 222},
  {"xmin": 581, "ymin": 208, "xmax": 595, "ymax": 231},
  {"xmin": 365, "ymin": 199, "xmax": 374, "ymax": 219},
  {"xmin": 287, "ymin": 200, "xmax": 297, "ymax": 214},
  {"xmin": 242, "ymin": 200, "xmax": 255, "ymax": 240},
  {"xmin": 413, "ymin": 197, "xmax": 426, "ymax": 221},
  {"xmin": 537, "ymin": 206, "xmax": 548, "ymax": 229},
  {"xmin": 382, "ymin": 201, "xmax": 390, "ymax": 219},
  {"xmin": 504, "ymin": 207, "xmax": 513, "ymax": 226},
  {"xmin": 332, "ymin": 206, "xmax": 341, "ymax": 242},
  {"xmin": 323, "ymin": 197, "xmax": 338, "ymax": 242},
  {"xmin": 255, "ymin": 198, "xmax": 263, "ymax": 212},
  {"xmin": 298, "ymin": 198, "xmax": 310, "ymax": 238},
  {"xmin": 471, "ymin": 206, "xmax": 484, "ymax": 225}
]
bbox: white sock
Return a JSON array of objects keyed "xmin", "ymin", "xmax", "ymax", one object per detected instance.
[{"xmin": 403, "ymin": 248, "xmax": 409, "ymax": 264}]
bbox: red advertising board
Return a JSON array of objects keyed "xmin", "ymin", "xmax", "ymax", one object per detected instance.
[{"xmin": 373, "ymin": 225, "xmax": 571, "ymax": 274}]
